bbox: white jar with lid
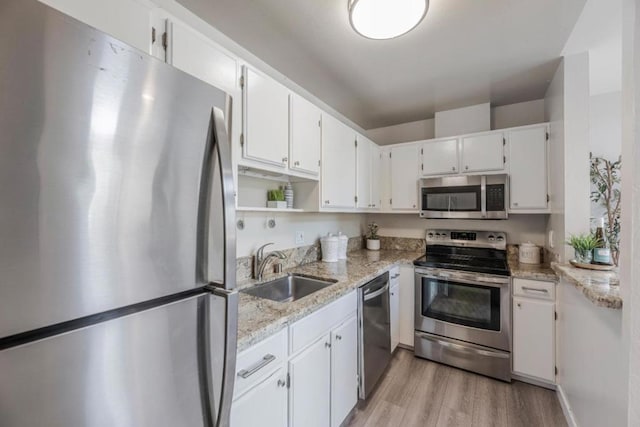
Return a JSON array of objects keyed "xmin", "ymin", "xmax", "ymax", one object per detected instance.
[
  {"xmin": 519, "ymin": 242, "xmax": 541, "ymax": 264},
  {"xmin": 337, "ymin": 232, "xmax": 348, "ymax": 260},
  {"xmin": 321, "ymin": 234, "xmax": 339, "ymax": 262}
]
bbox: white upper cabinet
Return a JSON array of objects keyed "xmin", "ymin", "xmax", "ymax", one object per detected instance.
[
  {"xmin": 422, "ymin": 138, "xmax": 459, "ymax": 176},
  {"xmin": 370, "ymin": 143, "xmax": 381, "ymax": 209},
  {"xmin": 242, "ymin": 66, "xmax": 290, "ymax": 168},
  {"xmin": 356, "ymin": 136, "xmax": 372, "ymax": 209},
  {"xmin": 380, "ymin": 148, "xmax": 392, "ymax": 211},
  {"xmin": 40, "ymin": 0, "xmax": 152, "ymax": 53},
  {"xmin": 390, "ymin": 144, "xmax": 421, "ymax": 210},
  {"xmin": 289, "ymin": 93, "xmax": 321, "ymax": 176},
  {"xmin": 508, "ymin": 125, "xmax": 549, "ymax": 211},
  {"xmin": 460, "ymin": 132, "xmax": 505, "ymax": 173},
  {"xmin": 322, "ymin": 114, "xmax": 357, "ymax": 209},
  {"xmin": 166, "ymin": 17, "xmax": 238, "ymax": 93}
]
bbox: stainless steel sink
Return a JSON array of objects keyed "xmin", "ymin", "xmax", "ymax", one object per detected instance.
[{"xmin": 241, "ymin": 274, "xmax": 337, "ymax": 303}]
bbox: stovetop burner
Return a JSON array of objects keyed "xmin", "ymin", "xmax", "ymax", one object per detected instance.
[{"xmin": 413, "ymin": 230, "xmax": 511, "ymax": 277}]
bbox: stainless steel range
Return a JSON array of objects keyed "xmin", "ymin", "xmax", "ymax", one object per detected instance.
[{"xmin": 413, "ymin": 230, "xmax": 512, "ymax": 382}]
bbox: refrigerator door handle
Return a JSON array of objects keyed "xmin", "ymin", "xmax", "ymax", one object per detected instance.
[
  {"xmin": 203, "ymin": 287, "xmax": 238, "ymax": 427},
  {"xmin": 197, "ymin": 99, "xmax": 236, "ymax": 290}
]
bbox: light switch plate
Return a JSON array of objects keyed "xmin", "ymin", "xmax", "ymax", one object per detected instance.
[{"xmin": 295, "ymin": 231, "xmax": 304, "ymax": 245}]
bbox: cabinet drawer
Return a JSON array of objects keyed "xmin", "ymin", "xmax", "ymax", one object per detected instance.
[
  {"xmin": 235, "ymin": 328, "xmax": 287, "ymax": 398},
  {"xmin": 290, "ymin": 291, "xmax": 357, "ymax": 355},
  {"xmin": 513, "ymin": 278, "xmax": 555, "ymax": 301}
]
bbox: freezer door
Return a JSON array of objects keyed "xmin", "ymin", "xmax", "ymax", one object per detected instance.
[
  {"xmin": 0, "ymin": 0, "xmax": 236, "ymax": 337},
  {"xmin": 0, "ymin": 290, "xmax": 238, "ymax": 427}
]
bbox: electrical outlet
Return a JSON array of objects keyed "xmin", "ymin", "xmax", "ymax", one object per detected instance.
[{"xmin": 295, "ymin": 231, "xmax": 304, "ymax": 245}]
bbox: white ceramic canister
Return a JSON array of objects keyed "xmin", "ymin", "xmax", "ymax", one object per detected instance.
[
  {"xmin": 519, "ymin": 242, "xmax": 541, "ymax": 264},
  {"xmin": 337, "ymin": 232, "xmax": 348, "ymax": 260},
  {"xmin": 321, "ymin": 234, "xmax": 339, "ymax": 262}
]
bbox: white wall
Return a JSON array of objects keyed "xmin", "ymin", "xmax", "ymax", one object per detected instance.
[
  {"xmin": 235, "ymin": 212, "xmax": 365, "ymax": 257},
  {"xmin": 367, "ymin": 99, "xmax": 545, "ymax": 145},
  {"xmin": 366, "ymin": 118, "xmax": 435, "ymax": 146},
  {"xmin": 621, "ymin": 0, "xmax": 639, "ymax": 424},
  {"xmin": 563, "ymin": 53, "xmax": 592, "ymax": 260},
  {"xmin": 556, "ymin": 279, "xmax": 628, "ymax": 427},
  {"xmin": 491, "ymin": 99, "xmax": 545, "ymax": 130},
  {"xmin": 544, "ymin": 61, "xmax": 566, "ymax": 262},
  {"xmin": 366, "ymin": 214, "xmax": 548, "ymax": 247}
]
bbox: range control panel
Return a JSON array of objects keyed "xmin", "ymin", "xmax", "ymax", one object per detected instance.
[{"xmin": 425, "ymin": 229, "xmax": 507, "ymax": 250}]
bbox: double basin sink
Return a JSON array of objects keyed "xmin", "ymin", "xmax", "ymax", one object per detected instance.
[{"xmin": 241, "ymin": 274, "xmax": 337, "ymax": 303}]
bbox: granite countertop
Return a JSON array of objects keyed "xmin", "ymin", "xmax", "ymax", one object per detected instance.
[
  {"xmin": 507, "ymin": 258, "xmax": 558, "ymax": 282},
  {"xmin": 551, "ymin": 263, "xmax": 622, "ymax": 309},
  {"xmin": 236, "ymin": 249, "xmax": 422, "ymax": 352}
]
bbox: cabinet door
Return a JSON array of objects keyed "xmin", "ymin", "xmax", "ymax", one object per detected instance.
[
  {"xmin": 398, "ymin": 265, "xmax": 415, "ymax": 347},
  {"xmin": 370, "ymin": 143, "xmax": 381, "ymax": 209},
  {"xmin": 356, "ymin": 136, "xmax": 372, "ymax": 209},
  {"xmin": 289, "ymin": 335, "xmax": 331, "ymax": 427},
  {"xmin": 231, "ymin": 368, "xmax": 288, "ymax": 427},
  {"xmin": 169, "ymin": 18, "xmax": 238, "ymax": 93},
  {"xmin": 380, "ymin": 148, "xmax": 392, "ymax": 211},
  {"xmin": 330, "ymin": 315, "xmax": 358, "ymax": 427},
  {"xmin": 290, "ymin": 93, "xmax": 321, "ymax": 175},
  {"xmin": 461, "ymin": 132, "xmax": 505, "ymax": 173},
  {"xmin": 242, "ymin": 66, "xmax": 290, "ymax": 168},
  {"xmin": 422, "ymin": 138, "xmax": 459, "ymax": 175},
  {"xmin": 322, "ymin": 114, "xmax": 356, "ymax": 208},
  {"xmin": 390, "ymin": 144, "xmax": 421, "ymax": 210},
  {"xmin": 40, "ymin": 0, "xmax": 152, "ymax": 53},
  {"xmin": 513, "ymin": 297, "xmax": 555, "ymax": 382},
  {"xmin": 390, "ymin": 283, "xmax": 400, "ymax": 353},
  {"xmin": 509, "ymin": 126, "xmax": 548, "ymax": 210}
]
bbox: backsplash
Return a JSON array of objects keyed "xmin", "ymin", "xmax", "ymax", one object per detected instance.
[{"xmin": 236, "ymin": 236, "xmax": 364, "ymax": 283}]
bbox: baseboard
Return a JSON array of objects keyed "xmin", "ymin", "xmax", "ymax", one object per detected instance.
[
  {"xmin": 511, "ymin": 373, "xmax": 556, "ymax": 390},
  {"xmin": 556, "ymin": 384, "xmax": 578, "ymax": 427}
]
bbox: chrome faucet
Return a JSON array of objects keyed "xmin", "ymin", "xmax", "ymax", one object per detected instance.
[{"xmin": 254, "ymin": 243, "xmax": 287, "ymax": 281}]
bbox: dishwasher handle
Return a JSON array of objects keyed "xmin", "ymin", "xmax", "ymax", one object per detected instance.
[{"xmin": 364, "ymin": 283, "xmax": 389, "ymax": 301}]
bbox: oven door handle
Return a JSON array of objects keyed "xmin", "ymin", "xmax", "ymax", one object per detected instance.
[
  {"xmin": 415, "ymin": 272, "xmax": 509, "ymax": 288},
  {"xmin": 416, "ymin": 333, "xmax": 510, "ymax": 359}
]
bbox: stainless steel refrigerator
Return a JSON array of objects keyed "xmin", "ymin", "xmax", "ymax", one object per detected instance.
[{"xmin": 0, "ymin": 1, "xmax": 238, "ymax": 426}]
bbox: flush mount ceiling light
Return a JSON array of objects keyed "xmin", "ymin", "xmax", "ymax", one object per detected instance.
[{"xmin": 348, "ymin": 0, "xmax": 429, "ymax": 40}]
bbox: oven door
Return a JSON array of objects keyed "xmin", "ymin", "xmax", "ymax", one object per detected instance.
[{"xmin": 414, "ymin": 268, "xmax": 510, "ymax": 351}]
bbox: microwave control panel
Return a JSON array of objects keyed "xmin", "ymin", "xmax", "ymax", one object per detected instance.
[{"xmin": 486, "ymin": 184, "xmax": 505, "ymax": 211}]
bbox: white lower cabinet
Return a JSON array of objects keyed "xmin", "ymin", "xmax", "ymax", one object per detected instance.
[
  {"xmin": 512, "ymin": 278, "xmax": 556, "ymax": 384},
  {"xmin": 231, "ymin": 367, "xmax": 288, "ymax": 427},
  {"xmin": 232, "ymin": 291, "xmax": 359, "ymax": 427},
  {"xmin": 330, "ymin": 315, "xmax": 358, "ymax": 427},
  {"xmin": 289, "ymin": 335, "xmax": 331, "ymax": 427},
  {"xmin": 398, "ymin": 265, "xmax": 415, "ymax": 347}
]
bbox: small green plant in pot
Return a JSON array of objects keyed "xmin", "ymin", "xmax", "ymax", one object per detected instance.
[
  {"xmin": 266, "ymin": 188, "xmax": 286, "ymax": 209},
  {"xmin": 566, "ymin": 233, "xmax": 600, "ymax": 264},
  {"xmin": 366, "ymin": 222, "xmax": 380, "ymax": 251}
]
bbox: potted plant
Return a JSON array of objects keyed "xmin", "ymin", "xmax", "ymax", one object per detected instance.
[
  {"xmin": 590, "ymin": 153, "xmax": 621, "ymax": 265},
  {"xmin": 366, "ymin": 222, "xmax": 380, "ymax": 251},
  {"xmin": 566, "ymin": 233, "xmax": 600, "ymax": 264},
  {"xmin": 266, "ymin": 188, "xmax": 286, "ymax": 209}
]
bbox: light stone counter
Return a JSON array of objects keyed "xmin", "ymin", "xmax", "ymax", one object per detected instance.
[
  {"xmin": 508, "ymin": 259, "xmax": 558, "ymax": 282},
  {"xmin": 236, "ymin": 250, "xmax": 422, "ymax": 352},
  {"xmin": 551, "ymin": 263, "xmax": 622, "ymax": 309}
]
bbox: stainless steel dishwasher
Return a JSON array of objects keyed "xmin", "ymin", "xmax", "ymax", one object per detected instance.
[{"xmin": 358, "ymin": 271, "xmax": 391, "ymax": 400}]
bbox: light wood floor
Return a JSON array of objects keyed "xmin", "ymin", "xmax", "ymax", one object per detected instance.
[{"xmin": 348, "ymin": 349, "xmax": 567, "ymax": 427}]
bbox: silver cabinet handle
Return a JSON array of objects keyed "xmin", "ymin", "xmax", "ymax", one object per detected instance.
[
  {"xmin": 335, "ymin": 335, "xmax": 342, "ymax": 341},
  {"xmin": 517, "ymin": 302, "xmax": 522, "ymax": 308},
  {"xmin": 277, "ymin": 379, "xmax": 286, "ymax": 388},
  {"xmin": 237, "ymin": 354, "xmax": 276, "ymax": 379},
  {"xmin": 513, "ymin": 202, "xmax": 519, "ymax": 207},
  {"xmin": 465, "ymin": 165, "xmax": 469, "ymax": 170},
  {"xmin": 325, "ymin": 200, "xmax": 330, "ymax": 205},
  {"xmin": 522, "ymin": 286, "xmax": 549, "ymax": 294},
  {"xmin": 282, "ymin": 157, "xmax": 288, "ymax": 162},
  {"xmin": 325, "ymin": 342, "xmax": 331, "ymax": 348},
  {"xmin": 452, "ymin": 166, "xmax": 456, "ymax": 171},
  {"xmin": 391, "ymin": 274, "xmax": 400, "ymax": 279}
]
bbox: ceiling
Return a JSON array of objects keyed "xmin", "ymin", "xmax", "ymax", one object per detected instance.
[{"xmin": 177, "ymin": 0, "xmax": 587, "ymax": 129}]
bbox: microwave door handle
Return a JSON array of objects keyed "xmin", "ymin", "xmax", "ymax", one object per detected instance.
[{"xmin": 481, "ymin": 175, "xmax": 487, "ymax": 218}]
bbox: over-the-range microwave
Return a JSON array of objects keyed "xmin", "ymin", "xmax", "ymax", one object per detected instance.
[{"xmin": 419, "ymin": 174, "xmax": 508, "ymax": 219}]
